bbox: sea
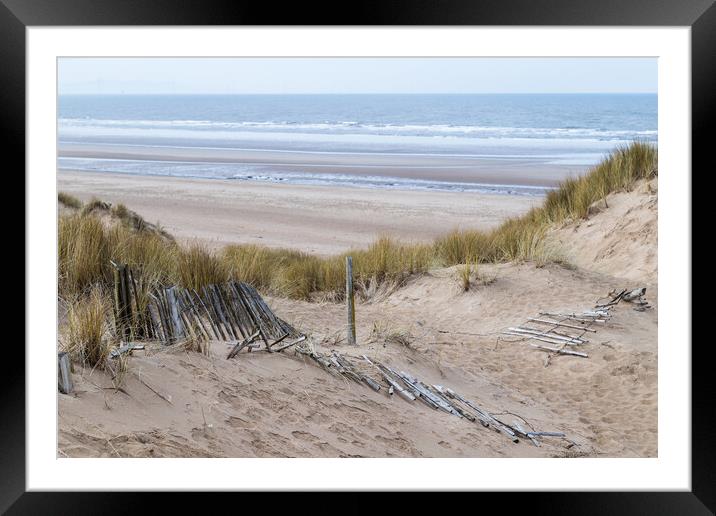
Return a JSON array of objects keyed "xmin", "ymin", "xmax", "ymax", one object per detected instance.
[{"xmin": 58, "ymin": 93, "xmax": 657, "ymax": 195}]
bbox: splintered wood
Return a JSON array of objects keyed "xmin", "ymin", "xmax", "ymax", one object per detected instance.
[{"xmin": 501, "ymin": 286, "xmax": 650, "ymax": 364}]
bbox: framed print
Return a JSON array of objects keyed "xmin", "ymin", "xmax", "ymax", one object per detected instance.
[{"xmin": 6, "ymin": 0, "xmax": 710, "ymax": 512}]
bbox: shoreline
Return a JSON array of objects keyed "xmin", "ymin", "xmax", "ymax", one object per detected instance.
[
  {"xmin": 58, "ymin": 141, "xmax": 589, "ymax": 188},
  {"xmin": 58, "ymin": 169, "xmax": 541, "ymax": 255}
]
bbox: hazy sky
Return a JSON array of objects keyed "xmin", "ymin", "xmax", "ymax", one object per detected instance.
[{"xmin": 59, "ymin": 57, "xmax": 657, "ymax": 95}]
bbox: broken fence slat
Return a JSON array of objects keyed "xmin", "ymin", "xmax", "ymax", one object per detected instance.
[
  {"xmin": 527, "ymin": 317, "xmax": 597, "ymax": 332},
  {"xmin": 502, "ymin": 331, "xmax": 581, "ymax": 347},
  {"xmin": 530, "ymin": 344, "xmax": 588, "ymax": 358},
  {"xmin": 512, "ymin": 421, "xmax": 540, "ymax": 447},
  {"xmin": 539, "ymin": 312, "xmax": 607, "ymax": 323},
  {"xmin": 272, "ymin": 335, "xmax": 307, "ymax": 352},
  {"xmin": 109, "ymin": 343, "xmax": 145, "ymax": 359},
  {"xmin": 527, "ymin": 431, "xmax": 566, "ymax": 438},
  {"xmin": 227, "ymin": 330, "xmax": 261, "ymax": 359},
  {"xmin": 508, "ymin": 327, "xmax": 586, "ymax": 344}
]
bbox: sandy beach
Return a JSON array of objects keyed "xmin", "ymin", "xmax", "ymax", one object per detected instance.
[{"xmin": 58, "ymin": 169, "xmax": 541, "ymax": 254}]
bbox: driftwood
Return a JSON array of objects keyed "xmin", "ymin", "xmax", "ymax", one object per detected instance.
[{"xmin": 58, "ymin": 352, "xmax": 73, "ymax": 394}]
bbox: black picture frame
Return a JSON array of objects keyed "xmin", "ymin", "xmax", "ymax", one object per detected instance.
[{"xmin": 5, "ymin": 0, "xmax": 708, "ymax": 512}]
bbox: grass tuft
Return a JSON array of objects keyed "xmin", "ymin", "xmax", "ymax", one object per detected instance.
[{"xmin": 64, "ymin": 288, "xmax": 110, "ymax": 368}]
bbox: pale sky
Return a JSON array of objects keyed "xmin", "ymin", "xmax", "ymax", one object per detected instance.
[{"xmin": 59, "ymin": 57, "xmax": 657, "ymax": 95}]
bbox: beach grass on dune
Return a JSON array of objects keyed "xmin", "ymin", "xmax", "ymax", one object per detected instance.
[
  {"xmin": 58, "ymin": 142, "xmax": 656, "ymax": 302},
  {"xmin": 63, "ymin": 287, "xmax": 111, "ymax": 368},
  {"xmin": 58, "ymin": 191, "xmax": 83, "ymax": 209}
]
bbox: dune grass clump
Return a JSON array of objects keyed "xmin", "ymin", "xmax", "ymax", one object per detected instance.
[
  {"xmin": 59, "ymin": 213, "xmax": 111, "ymax": 294},
  {"xmin": 81, "ymin": 197, "xmax": 111, "ymax": 216},
  {"xmin": 540, "ymin": 141, "xmax": 657, "ymax": 223},
  {"xmin": 58, "ymin": 192, "xmax": 83, "ymax": 210},
  {"xmin": 459, "ymin": 258, "xmax": 474, "ymax": 291},
  {"xmin": 64, "ymin": 288, "xmax": 110, "ymax": 368},
  {"xmin": 177, "ymin": 243, "xmax": 229, "ymax": 291}
]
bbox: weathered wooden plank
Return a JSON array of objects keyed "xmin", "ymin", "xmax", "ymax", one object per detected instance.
[
  {"xmin": 192, "ymin": 289, "xmax": 222, "ymax": 340},
  {"xmin": 165, "ymin": 287, "xmax": 185, "ymax": 340},
  {"xmin": 227, "ymin": 330, "xmax": 261, "ymax": 359},
  {"xmin": 201, "ymin": 286, "xmax": 228, "ymax": 340},
  {"xmin": 507, "ymin": 327, "xmax": 586, "ymax": 344},
  {"xmin": 527, "ymin": 317, "xmax": 597, "ymax": 332},
  {"xmin": 272, "ymin": 334, "xmax": 306, "ymax": 352},
  {"xmin": 529, "ymin": 344, "xmax": 588, "ymax": 358}
]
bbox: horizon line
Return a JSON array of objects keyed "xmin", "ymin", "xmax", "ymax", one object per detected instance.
[{"xmin": 59, "ymin": 91, "xmax": 658, "ymax": 96}]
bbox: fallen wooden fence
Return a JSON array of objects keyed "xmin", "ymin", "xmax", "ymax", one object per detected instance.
[
  {"xmin": 285, "ymin": 347, "xmax": 564, "ymax": 447},
  {"xmin": 146, "ymin": 280, "xmax": 302, "ymax": 347},
  {"xmin": 108, "ymin": 263, "xmax": 302, "ymax": 350}
]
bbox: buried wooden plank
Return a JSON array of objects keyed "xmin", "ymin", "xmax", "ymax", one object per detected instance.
[{"xmin": 58, "ymin": 352, "xmax": 73, "ymax": 394}]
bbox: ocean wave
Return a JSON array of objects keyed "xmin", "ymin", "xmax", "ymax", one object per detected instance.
[{"xmin": 58, "ymin": 117, "xmax": 657, "ymax": 141}]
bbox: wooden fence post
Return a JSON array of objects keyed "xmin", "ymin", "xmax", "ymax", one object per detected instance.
[
  {"xmin": 346, "ymin": 256, "xmax": 356, "ymax": 345},
  {"xmin": 58, "ymin": 352, "xmax": 73, "ymax": 394}
]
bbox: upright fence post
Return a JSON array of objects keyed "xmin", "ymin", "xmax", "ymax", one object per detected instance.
[{"xmin": 346, "ymin": 256, "xmax": 356, "ymax": 345}]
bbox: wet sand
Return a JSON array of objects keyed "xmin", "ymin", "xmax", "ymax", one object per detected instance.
[{"xmin": 59, "ymin": 141, "xmax": 586, "ymax": 188}]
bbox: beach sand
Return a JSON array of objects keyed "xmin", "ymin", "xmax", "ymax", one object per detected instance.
[{"xmin": 58, "ymin": 169, "xmax": 541, "ymax": 255}]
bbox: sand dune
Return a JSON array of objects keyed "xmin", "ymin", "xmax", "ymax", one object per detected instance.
[{"xmin": 58, "ymin": 175, "xmax": 657, "ymax": 458}]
